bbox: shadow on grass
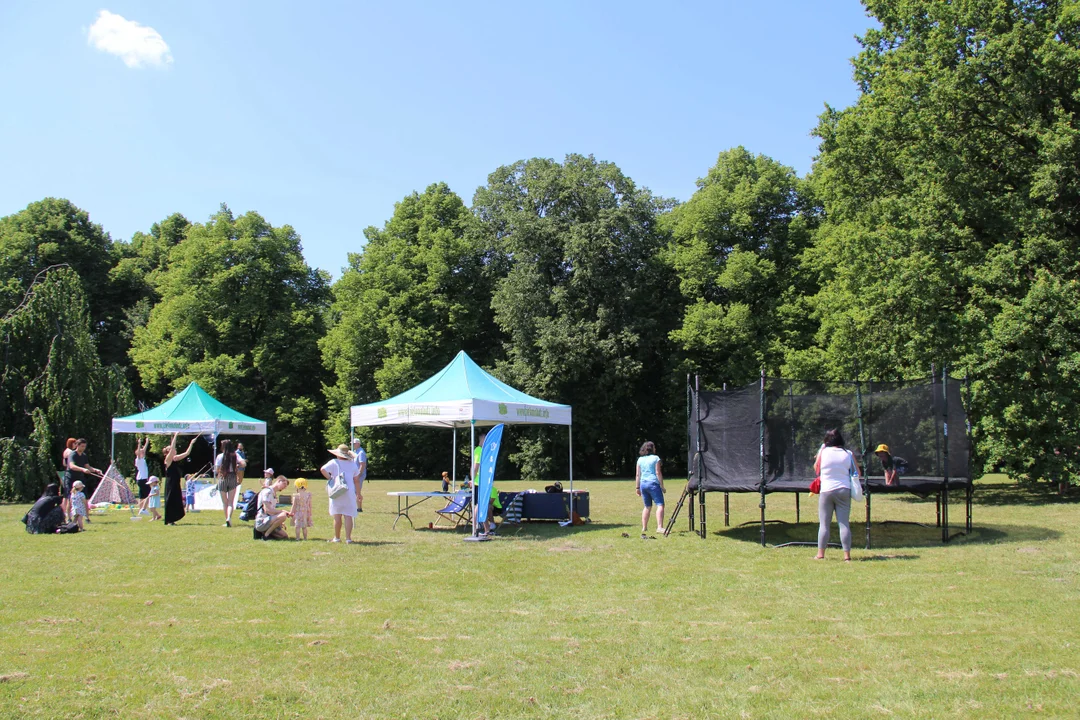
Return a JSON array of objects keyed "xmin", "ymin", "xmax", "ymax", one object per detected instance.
[{"xmin": 712, "ymin": 521, "xmax": 1061, "ymax": 549}]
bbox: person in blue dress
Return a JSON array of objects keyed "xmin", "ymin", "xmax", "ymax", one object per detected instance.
[{"xmin": 635, "ymin": 441, "xmax": 666, "ymax": 538}]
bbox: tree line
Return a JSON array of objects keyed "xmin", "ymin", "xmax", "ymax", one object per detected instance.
[{"xmin": 2, "ymin": 0, "xmax": 1078, "ymax": 499}]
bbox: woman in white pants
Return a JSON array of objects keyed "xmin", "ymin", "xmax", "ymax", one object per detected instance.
[{"xmin": 814, "ymin": 429, "xmax": 859, "ymax": 562}]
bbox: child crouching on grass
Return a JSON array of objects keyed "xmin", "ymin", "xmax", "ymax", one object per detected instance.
[
  {"xmin": 147, "ymin": 476, "xmax": 162, "ymax": 521},
  {"xmin": 70, "ymin": 480, "xmax": 88, "ymax": 531},
  {"xmin": 291, "ymin": 479, "xmax": 312, "ymax": 540}
]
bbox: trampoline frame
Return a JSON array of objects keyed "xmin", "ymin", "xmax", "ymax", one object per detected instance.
[{"xmin": 683, "ymin": 369, "xmax": 974, "ymax": 547}]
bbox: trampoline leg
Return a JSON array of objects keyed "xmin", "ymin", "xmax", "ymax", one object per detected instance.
[
  {"xmin": 966, "ymin": 484, "xmax": 972, "ymax": 533},
  {"xmin": 724, "ymin": 492, "xmax": 729, "ymax": 527},
  {"xmin": 936, "ymin": 495, "xmax": 941, "ymax": 527},
  {"xmin": 865, "ymin": 492, "xmax": 871, "ymax": 550},
  {"xmin": 942, "ymin": 486, "xmax": 950, "ymax": 543},
  {"xmin": 759, "ymin": 490, "xmax": 766, "ymax": 547},
  {"xmin": 795, "ymin": 492, "xmax": 800, "ymax": 524},
  {"xmin": 688, "ymin": 490, "xmax": 695, "ymax": 531},
  {"xmin": 699, "ymin": 491, "xmax": 707, "ymax": 539}
]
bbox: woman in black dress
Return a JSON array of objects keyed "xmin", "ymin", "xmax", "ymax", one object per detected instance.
[{"xmin": 163, "ymin": 433, "xmax": 197, "ymax": 525}]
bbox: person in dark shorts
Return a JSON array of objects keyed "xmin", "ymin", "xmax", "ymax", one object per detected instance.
[{"xmin": 874, "ymin": 444, "xmax": 908, "ymax": 486}]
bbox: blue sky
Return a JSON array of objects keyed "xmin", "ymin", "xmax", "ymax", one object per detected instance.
[{"xmin": 0, "ymin": 1, "xmax": 873, "ymax": 278}]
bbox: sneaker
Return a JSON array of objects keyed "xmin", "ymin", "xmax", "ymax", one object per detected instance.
[
  {"xmin": 329, "ymin": 538, "xmax": 340, "ymax": 543},
  {"xmin": 356, "ymin": 508, "xmax": 363, "ymax": 513},
  {"xmin": 139, "ymin": 509, "xmax": 150, "ymax": 516},
  {"xmin": 345, "ymin": 539, "xmax": 354, "ymax": 545},
  {"xmin": 223, "ymin": 521, "xmax": 230, "ymax": 528}
]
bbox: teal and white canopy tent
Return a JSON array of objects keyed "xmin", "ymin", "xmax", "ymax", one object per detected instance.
[
  {"xmin": 111, "ymin": 382, "xmax": 268, "ymax": 468},
  {"xmin": 350, "ymin": 351, "xmax": 574, "ymax": 497}
]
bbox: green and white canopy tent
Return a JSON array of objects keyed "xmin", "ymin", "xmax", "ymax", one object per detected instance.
[
  {"xmin": 111, "ymin": 382, "xmax": 267, "ymax": 467},
  {"xmin": 350, "ymin": 351, "xmax": 574, "ymax": 495}
]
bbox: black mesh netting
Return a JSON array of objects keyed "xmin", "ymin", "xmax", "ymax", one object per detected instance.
[{"xmin": 688, "ymin": 377, "xmax": 969, "ymax": 494}]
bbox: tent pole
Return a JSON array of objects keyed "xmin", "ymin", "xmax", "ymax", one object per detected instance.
[
  {"xmin": 452, "ymin": 428, "xmax": 457, "ymax": 492},
  {"xmin": 110, "ymin": 432, "xmax": 115, "ymax": 462},
  {"xmin": 568, "ymin": 425, "xmax": 574, "ymax": 522},
  {"xmin": 470, "ymin": 422, "xmax": 477, "ymax": 537},
  {"xmin": 263, "ymin": 433, "xmax": 267, "ymax": 474}
]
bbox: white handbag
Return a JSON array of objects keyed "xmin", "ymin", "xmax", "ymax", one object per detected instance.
[
  {"xmin": 327, "ymin": 473, "xmax": 349, "ymax": 499},
  {"xmin": 849, "ymin": 452, "xmax": 864, "ymax": 502}
]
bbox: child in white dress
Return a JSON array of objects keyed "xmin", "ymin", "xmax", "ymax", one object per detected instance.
[{"xmin": 70, "ymin": 480, "xmax": 88, "ymax": 530}]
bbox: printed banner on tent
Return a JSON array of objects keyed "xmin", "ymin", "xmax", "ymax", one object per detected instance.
[{"xmin": 476, "ymin": 424, "xmax": 504, "ymax": 525}]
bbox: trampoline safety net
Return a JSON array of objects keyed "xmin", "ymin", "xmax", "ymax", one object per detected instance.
[{"xmin": 688, "ymin": 376, "xmax": 969, "ymax": 494}]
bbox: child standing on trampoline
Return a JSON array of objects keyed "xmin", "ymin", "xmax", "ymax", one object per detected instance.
[
  {"xmin": 815, "ymin": 429, "xmax": 859, "ymax": 561},
  {"xmin": 636, "ymin": 441, "xmax": 666, "ymax": 538}
]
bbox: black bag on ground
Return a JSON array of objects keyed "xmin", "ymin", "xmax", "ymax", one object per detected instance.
[
  {"xmin": 239, "ymin": 490, "xmax": 259, "ymax": 522},
  {"xmin": 55, "ymin": 522, "xmax": 81, "ymax": 534}
]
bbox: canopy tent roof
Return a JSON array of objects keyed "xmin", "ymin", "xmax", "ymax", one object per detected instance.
[
  {"xmin": 112, "ymin": 382, "xmax": 267, "ymax": 435},
  {"xmin": 350, "ymin": 351, "xmax": 572, "ymax": 428}
]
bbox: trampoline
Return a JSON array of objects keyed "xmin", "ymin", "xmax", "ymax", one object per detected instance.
[{"xmin": 674, "ymin": 370, "xmax": 972, "ymax": 547}]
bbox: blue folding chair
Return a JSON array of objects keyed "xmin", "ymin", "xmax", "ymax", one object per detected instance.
[{"xmin": 434, "ymin": 492, "xmax": 472, "ymax": 528}]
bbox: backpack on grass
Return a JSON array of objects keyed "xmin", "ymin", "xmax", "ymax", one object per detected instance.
[{"xmin": 238, "ymin": 490, "xmax": 259, "ymax": 522}]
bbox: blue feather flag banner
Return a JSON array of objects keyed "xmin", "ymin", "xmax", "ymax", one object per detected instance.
[{"xmin": 476, "ymin": 424, "xmax": 505, "ymax": 524}]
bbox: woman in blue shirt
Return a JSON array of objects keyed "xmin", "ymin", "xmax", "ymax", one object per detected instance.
[{"xmin": 635, "ymin": 441, "xmax": 666, "ymax": 538}]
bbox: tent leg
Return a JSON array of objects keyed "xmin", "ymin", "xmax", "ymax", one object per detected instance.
[
  {"xmin": 470, "ymin": 423, "xmax": 477, "ymax": 537},
  {"xmin": 452, "ymin": 429, "xmax": 457, "ymax": 491},
  {"xmin": 110, "ymin": 433, "xmax": 115, "ymax": 462},
  {"xmin": 568, "ymin": 425, "xmax": 574, "ymax": 522}
]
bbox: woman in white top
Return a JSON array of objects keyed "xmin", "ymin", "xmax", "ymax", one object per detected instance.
[
  {"xmin": 814, "ymin": 429, "xmax": 860, "ymax": 561},
  {"xmin": 134, "ymin": 436, "xmax": 151, "ymax": 515},
  {"xmin": 320, "ymin": 444, "xmax": 360, "ymax": 543}
]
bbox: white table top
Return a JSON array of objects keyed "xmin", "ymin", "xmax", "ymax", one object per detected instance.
[{"xmin": 386, "ymin": 491, "xmax": 469, "ymax": 498}]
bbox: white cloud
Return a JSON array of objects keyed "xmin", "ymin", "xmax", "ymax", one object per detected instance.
[{"xmin": 87, "ymin": 10, "xmax": 172, "ymax": 68}]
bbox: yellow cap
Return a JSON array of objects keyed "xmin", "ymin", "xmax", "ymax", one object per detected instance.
[{"xmin": 874, "ymin": 444, "xmax": 890, "ymax": 454}]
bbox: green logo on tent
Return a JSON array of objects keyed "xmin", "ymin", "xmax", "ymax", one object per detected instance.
[
  {"xmin": 229, "ymin": 422, "xmax": 234, "ymax": 429},
  {"xmin": 498, "ymin": 403, "xmax": 507, "ymax": 415},
  {"xmin": 135, "ymin": 421, "xmax": 144, "ymax": 428},
  {"xmin": 377, "ymin": 407, "xmax": 387, "ymax": 419}
]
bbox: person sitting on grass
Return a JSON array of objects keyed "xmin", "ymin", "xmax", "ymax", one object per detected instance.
[
  {"xmin": 255, "ymin": 476, "xmax": 292, "ymax": 540},
  {"xmin": 22, "ymin": 484, "xmax": 66, "ymax": 535},
  {"xmin": 874, "ymin": 444, "xmax": 908, "ymax": 486}
]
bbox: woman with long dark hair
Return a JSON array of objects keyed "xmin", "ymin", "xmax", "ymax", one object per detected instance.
[
  {"xmin": 164, "ymin": 433, "xmax": 197, "ymax": 525},
  {"xmin": 214, "ymin": 439, "xmax": 246, "ymax": 527}
]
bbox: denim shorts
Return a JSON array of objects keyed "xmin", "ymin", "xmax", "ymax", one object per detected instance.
[{"xmin": 640, "ymin": 483, "xmax": 664, "ymax": 507}]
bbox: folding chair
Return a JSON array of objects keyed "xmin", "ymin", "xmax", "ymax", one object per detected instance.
[{"xmin": 434, "ymin": 492, "xmax": 472, "ymax": 528}]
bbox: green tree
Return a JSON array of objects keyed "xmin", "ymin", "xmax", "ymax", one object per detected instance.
[
  {"xmin": 130, "ymin": 205, "xmax": 329, "ymax": 473},
  {"xmin": 321, "ymin": 183, "xmax": 498, "ymax": 477},
  {"xmin": 798, "ymin": 0, "xmax": 1080, "ymax": 482},
  {"xmin": 0, "ymin": 199, "xmax": 134, "ymax": 367},
  {"xmin": 0, "ymin": 267, "xmax": 133, "ymax": 501},
  {"xmin": 474, "ymin": 155, "xmax": 679, "ymax": 478},
  {"xmin": 665, "ymin": 147, "xmax": 815, "ymax": 388}
]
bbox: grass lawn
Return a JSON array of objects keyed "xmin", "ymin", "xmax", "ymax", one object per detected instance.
[{"xmin": 1, "ymin": 476, "xmax": 1078, "ymax": 719}]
